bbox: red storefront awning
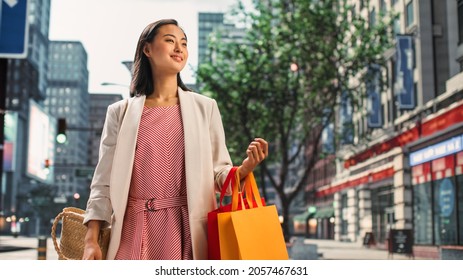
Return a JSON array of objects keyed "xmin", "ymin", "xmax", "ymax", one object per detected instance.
[
  {"xmin": 316, "ymin": 167, "xmax": 394, "ymax": 197},
  {"xmin": 344, "ymin": 102, "xmax": 463, "ymax": 169}
]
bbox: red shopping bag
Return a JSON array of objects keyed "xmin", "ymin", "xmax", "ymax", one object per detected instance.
[
  {"xmin": 207, "ymin": 166, "xmax": 238, "ymax": 260},
  {"xmin": 207, "ymin": 167, "xmax": 265, "ymax": 259}
]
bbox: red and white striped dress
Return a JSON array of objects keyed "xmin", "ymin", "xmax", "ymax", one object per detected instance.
[{"xmin": 115, "ymin": 104, "xmax": 193, "ymax": 260}]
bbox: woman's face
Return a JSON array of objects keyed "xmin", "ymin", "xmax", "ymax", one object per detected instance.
[{"xmin": 143, "ymin": 24, "xmax": 188, "ymax": 76}]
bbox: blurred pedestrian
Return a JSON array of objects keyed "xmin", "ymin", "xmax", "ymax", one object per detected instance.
[{"xmin": 82, "ymin": 19, "xmax": 268, "ymax": 260}]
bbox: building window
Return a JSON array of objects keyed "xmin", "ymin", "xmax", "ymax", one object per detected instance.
[
  {"xmin": 393, "ymin": 17, "xmax": 401, "ymax": 35},
  {"xmin": 406, "ymin": 1, "xmax": 414, "ymax": 27},
  {"xmin": 413, "ymin": 162, "xmax": 433, "ymax": 244},
  {"xmin": 432, "ymin": 156, "xmax": 458, "ymax": 245},
  {"xmin": 457, "ymin": 152, "xmax": 463, "ymax": 244},
  {"xmin": 380, "ymin": 0, "xmax": 387, "ymax": 14},
  {"xmin": 413, "ymin": 153, "xmax": 463, "ymax": 246},
  {"xmin": 369, "ymin": 8, "xmax": 376, "ymax": 27},
  {"xmin": 340, "ymin": 193, "xmax": 348, "ymax": 236}
]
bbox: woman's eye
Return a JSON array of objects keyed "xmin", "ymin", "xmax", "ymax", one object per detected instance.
[{"xmin": 166, "ymin": 39, "xmax": 174, "ymax": 43}]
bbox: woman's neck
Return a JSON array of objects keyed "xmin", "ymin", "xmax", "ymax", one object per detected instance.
[{"xmin": 150, "ymin": 75, "xmax": 178, "ymax": 101}]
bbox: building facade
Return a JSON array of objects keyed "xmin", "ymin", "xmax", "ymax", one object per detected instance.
[
  {"xmin": 1, "ymin": 0, "xmax": 52, "ymax": 235},
  {"xmin": 198, "ymin": 12, "xmax": 225, "ymax": 66},
  {"xmin": 314, "ymin": 0, "xmax": 463, "ymax": 259},
  {"xmin": 198, "ymin": 12, "xmax": 247, "ymax": 67},
  {"xmin": 88, "ymin": 93, "xmax": 123, "ymax": 167},
  {"xmin": 45, "ymin": 41, "xmax": 90, "ymax": 208}
]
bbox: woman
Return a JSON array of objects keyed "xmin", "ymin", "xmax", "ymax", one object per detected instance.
[{"xmin": 82, "ymin": 19, "xmax": 268, "ymax": 260}]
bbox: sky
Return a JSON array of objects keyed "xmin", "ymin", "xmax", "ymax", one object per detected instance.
[{"xmin": 49, "ymin": 0, "xmax": 241, "ymax": 98}]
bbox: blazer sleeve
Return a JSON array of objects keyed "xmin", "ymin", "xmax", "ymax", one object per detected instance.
[
  {"xmin": 83, "ymin": 102, "xmax": 122, "ymax": 226},
  {"xmin": 209, "ymin": 99, "xmax": 234, "ymax": 194}
]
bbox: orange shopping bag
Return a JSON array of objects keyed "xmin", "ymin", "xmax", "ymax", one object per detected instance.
[
  {"xmin": 217, "ymin": 172, "xmax": 288, "ymax": 260},
  {"xmin": 208, "ymin": 167, "xmax": 266, "ymax": 259}
]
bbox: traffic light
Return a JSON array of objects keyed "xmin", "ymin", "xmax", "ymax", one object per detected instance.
[
  {"xmin": 56, "ymin": 118, "xmax": 67, "ymax": 143},
  {"xmin": 43, "ymin": 159, "xmax": 51, "ymax": 175}
]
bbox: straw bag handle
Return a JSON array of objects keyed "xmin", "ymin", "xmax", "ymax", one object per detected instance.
[{"xmin": 51, "ymin": 207, "xmax": 85, "ymax": 260}]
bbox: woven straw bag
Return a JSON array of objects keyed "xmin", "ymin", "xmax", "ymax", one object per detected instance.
[{"xmin": 51, "ymin": 207, "xmax": 111, "ymax": 260}]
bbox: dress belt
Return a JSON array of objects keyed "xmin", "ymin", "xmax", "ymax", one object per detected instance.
[{"xmin": 128, "ymin": 196, "xmax": 188, "ymax": 213}]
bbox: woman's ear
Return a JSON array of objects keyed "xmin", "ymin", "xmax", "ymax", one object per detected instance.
[{"xmin": 143, "ymin": 43, "xmax": 151, "ymax": 58}]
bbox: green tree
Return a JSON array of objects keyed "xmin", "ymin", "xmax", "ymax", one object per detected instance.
[{"xmin": 197, "ymin": 0, "xmax": 396, "ymax": 240}]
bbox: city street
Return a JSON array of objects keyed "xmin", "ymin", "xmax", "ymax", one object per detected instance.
[
  {"xmin": 0, "ymin": 235, "xmax": 430, "ymax": 260},
  {"xmin": 0, "ymin": 235, "xmax": 58, "ymax": 260},
  {"xmin": 1, "ymin": 0, "xmax": 462, "ymax": 268}
]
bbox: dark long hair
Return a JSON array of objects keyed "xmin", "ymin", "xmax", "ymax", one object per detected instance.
[{"xmin": 130, "ymin": 19, "xmax": 191, "ymax": 97}]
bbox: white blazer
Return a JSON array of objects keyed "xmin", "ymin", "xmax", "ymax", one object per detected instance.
[{"xmin": 84, "ymin": 87, "xmax": 234, "ymax": 259}]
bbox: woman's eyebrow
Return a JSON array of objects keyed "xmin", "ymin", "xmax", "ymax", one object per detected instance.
[{"xmin": 163, "ymin": 34, "xmax": 187, "ymax": 41}]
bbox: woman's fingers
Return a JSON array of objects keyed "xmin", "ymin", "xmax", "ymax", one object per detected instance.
[
  {"xmin": 247, "ymin": 138, "xmax": 268, "ymax": 162},
  {"xmin": 255, "ymin": 138, "xmax": 268, "ymax": 158},
  {"xmin": 241, "ymin": 138, "xmax": 269, "ymax": 176}
]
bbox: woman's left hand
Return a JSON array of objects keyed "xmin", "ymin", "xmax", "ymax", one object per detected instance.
[{"xmin": 239, "ymin": 138, "xmax": 268, "ymax": 177}]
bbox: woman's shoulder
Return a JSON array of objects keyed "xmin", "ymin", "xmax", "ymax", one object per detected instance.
[
  {"xmin": 105, "ymin": 98, "xmax": 132, "ymax": 119},
  {"xmin": 107, "ymin": 97, "xmax": 132, "ymax": 110},
  {"xmin": 108, "ymin": 98, "xmax": 126, "ymax": 107},
  {"xmin": 180, "ymin": 88, "xmax": 216, "ymax": 104}
]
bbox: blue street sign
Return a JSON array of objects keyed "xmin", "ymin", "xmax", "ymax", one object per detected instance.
[
  {"xmin": 394, "ymin": 35, "xmax": 415, "ymax": 109},
  {"xmin": 0, "ymin": 0, "xmax": 29, "ymax": 58}
]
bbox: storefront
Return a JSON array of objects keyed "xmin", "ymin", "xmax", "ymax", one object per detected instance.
[
  {"xmin": 292, "ymin": 210, "xmax": 314, "ymax": 237},
  {"xmin": 292, "ymin": 204, "xmax": 334, "ymax": 239},
  {"xmin": 371, "ymin": 184, "xmax": 394, "ymax": 244},
  {"xmin": 317, "ymin": 159, "xmax": 399, "ymax": 245},
  {"xmin": 313, "ymin": 206, "xmax": 335, "ymax": 239},
  {"xmin": 409, "ymin": 134, "xmax": 463, "ymax": 258},
  {"xmin": 318, "ymin": 98, "xmax": 463, "ymax": 255},
  {"xmin": 406, "ymin": 100, "xmax": 463, "ymax": 259}
]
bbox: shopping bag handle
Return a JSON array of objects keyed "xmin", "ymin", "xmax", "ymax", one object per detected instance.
[
  {"xmin": 219, "ymin": 166, "xmax": 238, "ymax": 207},
  {"xmin": 242, "ymin": 172, "xmax": 264, "ymax": 209},
  {"xmin": 231, "ymin": 170, "xmax": 264, "ymax": 211}
]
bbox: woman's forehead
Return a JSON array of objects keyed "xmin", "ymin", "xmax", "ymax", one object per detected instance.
[{"xmin": 157, "ymin": 24, "xmax": 187, "ymax": 39}]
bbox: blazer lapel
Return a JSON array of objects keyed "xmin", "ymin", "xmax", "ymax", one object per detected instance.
[
  {"xmin": 178, "ymin": 88, "xmax": 201, "ymax": 204},
  {"xmin": 110, "ymin": 95, "xmax": 145, "ymax": 216}
]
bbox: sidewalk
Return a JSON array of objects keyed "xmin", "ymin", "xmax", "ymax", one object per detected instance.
[
  {"xmin": 303, "ymin": 238, "xmax": 425, "ymax": 260},
  {"xmin": 0, "ymin": 235, "xmax": 58, "ymax": 260},
  {"xmin": 0, "ymin": 235, "xmax": 433, "ymax": 260}
]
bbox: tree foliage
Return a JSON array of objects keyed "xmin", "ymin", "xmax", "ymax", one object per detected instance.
[{"xmin": 197, "ymin": 0, "xmax": 396, "ymax": 239}]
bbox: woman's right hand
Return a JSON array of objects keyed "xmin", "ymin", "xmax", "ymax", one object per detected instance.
[
  {"xmin": 82, "ymin": 220, "xmax": 103, "ymax": 260},
  {"xmin": 82, "ymin": 240, "xmax": 103, "ymax": 260}
]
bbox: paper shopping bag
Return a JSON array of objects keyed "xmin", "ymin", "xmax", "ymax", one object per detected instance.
[
  {"xmin": 207, "ymin": 166, "xmax": 239, "ymax": 260},
  {"xmin": 209, "ymin": 167, "xmax": 268, "ymax": 259},
  {"xmin": 208, "ymin": 167, "xmax": 267, "ymax": 259},
  {"xmin": 230, "ymin": 204, "xmax": 288, "ymax": 260},
  {"xmin": 217, "ymin": 171, "xmax": 288, "ymax": 260},
  {"xmin": 217, "ymin": 210, "xmax": 240, "ymax": 260}
]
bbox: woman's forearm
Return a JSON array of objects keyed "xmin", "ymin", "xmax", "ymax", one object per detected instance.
[{"xmin": 84, "ymin": 220, "xmax": 102, "ymax": 244}]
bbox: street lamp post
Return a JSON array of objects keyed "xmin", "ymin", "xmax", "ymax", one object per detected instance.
[
  {"xmin": 121, "ymin": 61, "xmax": 133, "ymax": 74},
  {"xmin": 100, "ymin": 82, "xmax": 129, "ymax": 88}
]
